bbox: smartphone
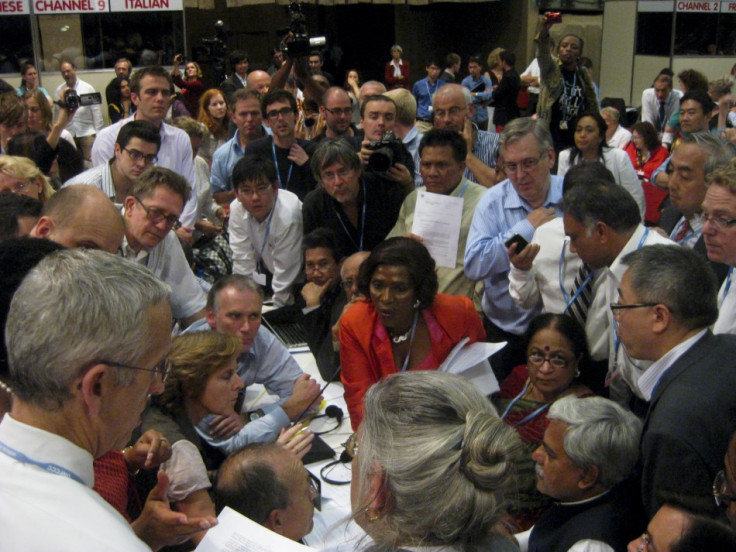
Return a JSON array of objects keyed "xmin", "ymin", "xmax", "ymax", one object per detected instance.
[{"xmin": 505, "ymin": 234, "xmax": 529, "ymax": 252}]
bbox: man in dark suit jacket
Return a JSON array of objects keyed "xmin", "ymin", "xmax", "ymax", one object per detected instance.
[
  {"xmin": 616, "ymin": 244, "xmax": 736, "ymax": 518},
  {"xmin": 220, "ymin": 50, "xmax": 249, "ymax": 102},
  {"xmin": 658, "ymin": 133, "xmax": 732, "ymax": 285},
  {"xmin": 492, "ymin": 51, "xmax": 521, "ymax": 129}
]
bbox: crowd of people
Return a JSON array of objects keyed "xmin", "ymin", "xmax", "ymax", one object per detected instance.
[{"xmin": 3, "ymin": 11, "xmax": 736, "ymax": 552}]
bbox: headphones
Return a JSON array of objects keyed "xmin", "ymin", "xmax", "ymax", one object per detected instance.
[{"xmin": 310, "ymin": 404, "xmax": 344, "ymax": 435}]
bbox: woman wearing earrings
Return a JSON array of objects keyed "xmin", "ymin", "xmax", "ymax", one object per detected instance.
[{"xmin": 339, "ymin": 237, "xmax": 485, "ymax": 429}]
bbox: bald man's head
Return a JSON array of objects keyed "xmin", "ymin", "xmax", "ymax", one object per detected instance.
[
  {"xmin": 30, "ymin": 185, "xmax": 124, "ymax": 253},
  {"xmin": 341, "ymin": 250, "xmax": 370, "ymax": 301},
  {"xmin": 246, "ymin": 70, "xmax": 271, "ymax": 96}
]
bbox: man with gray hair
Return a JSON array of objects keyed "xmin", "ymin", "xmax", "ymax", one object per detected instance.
[
  {"xmin": 0, "ymin": 249, "xmax": 216, "ymax": 550},
  {"xmin": 516, "ymin": 396, "xmax": 643, "ymax": 552},
  {"xmin": 465, "ymin": 117, "xmax": 561, "ymax": 380},
  {"xmin": 615, "ymin": 244, "xmax": 736, "ymax": 517}
]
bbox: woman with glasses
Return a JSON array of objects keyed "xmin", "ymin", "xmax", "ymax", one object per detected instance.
[
  {"xmin": 340, "ymin": 237, "xmax": 485, "ymax": 430},
  {"xmin": 492, "ymin": 313, "xmax": 593, "ymax": 531},
  {"xmin": 141, "ymin": 331, "xmax": 312, "ymax": 546},
  {"xmin": 0, "ymin": 154, "xmax": 55, "ymax": 201},
  {"xmin": 351, "ymin": 371, "xmax": 522, "ymax": 552}
]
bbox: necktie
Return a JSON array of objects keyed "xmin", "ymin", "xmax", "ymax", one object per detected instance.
[
  {"xmin": 567, "ymin": 263, "xmax": 593, "ymax": 326},
  {"xmin": 657, "ymin": 100, "xmax": 666, "ymax": 132},
  {"xmin": 673, "ymin": 219, "xmax": 692, "ymax": 243}
]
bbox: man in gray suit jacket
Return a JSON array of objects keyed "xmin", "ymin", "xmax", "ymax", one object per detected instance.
[{"xmin": 615, "ymin": 244, "xmax": 736, "ymax": 518}]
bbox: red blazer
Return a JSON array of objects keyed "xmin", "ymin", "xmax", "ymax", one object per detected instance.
[
  {"xmin": 385, "ymin": 60, "xmax": 411, "ymax": 90},
  {"xmin": 624, "ymin": 142, "xmax": 669, "ymax": 225},
  {"xmin": 340, "ymin": 293, "xmax": 485, "ymax": 429}
]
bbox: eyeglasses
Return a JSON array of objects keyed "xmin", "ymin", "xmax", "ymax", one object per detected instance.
[
  {"xmin": 713, "ymin": 470, "xmax": 736, "ymax": 509},
  {"xmin": 99, "ymin": 357, "xmax": 171, "ymax": 382},
  {"xmin": 320, "ymin": 167, "xmax": 353, "ymax": 183},
  {"xmin": 2, "ymin": 180, "xmax": 35, "ymax": 194},
  {"xmin": 634, "ymin": 533, "xmax": 651, "ymax": 552},
  {"xmin": 134, "ymin": 196, "xmax": 181, "ymax": 230},
  {"xmin": 324, "ymin": 107, "xmax": 352, "ymax": 116},
  {"xmin": 124, "ymin": 148, "xmax": 158, "ymax": 165},
  {"xmin": 434, "ymin": 106, "xmax": 466, "ymax": 119},
  {"xmin": 341, "ymin": 278, "xmax": 356, "ymax": 292},
  {"xmin": 265, "ymin": 106, "xmax": 294, "ymax": 120},
  {"xmin": 504, "ymin": 153, "xmax": 545, "ymax": 174},
  {"xmin": 344, "ymin": 432, "xmax": 359, "ymax": 460},
  {"xmin": 237, "ymin": 183, "xmax": 272, "ymax": 197},
  {"xmin": 698, "ymin": 212, "xmax": 736, "ymax": 232},
  {"xmin": 527, "ymin": 352, "xmax": 572, "ymax": 369},
  {"xmin": 307, "ymin": 471, "xmax": 321, "ymax": 510},
  {"xmin": 609, "ymin": 302, "xmax": 658, "ymax": 314}
]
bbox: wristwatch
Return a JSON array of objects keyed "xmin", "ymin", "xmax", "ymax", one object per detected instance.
[{"xmin": 247, "ymin": 409, "xmax": 266, "ymax": 422}]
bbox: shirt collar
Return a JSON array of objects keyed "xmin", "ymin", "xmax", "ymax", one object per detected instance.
[{"xmin": 610, "ymin": 225, "xmax": 646, "ymax": 280}]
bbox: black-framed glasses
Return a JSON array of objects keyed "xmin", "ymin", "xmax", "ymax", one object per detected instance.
[
  {"xmin": 504, "ymin": 153, "xmax": 545, "ymax": 174},
  {"xmin": 324, "ymin": 107, "xmax": 352, "ymax": 116},
  {"xmin": 713, "ymin": 470, "xmax": 736, "ymax": 509},
  {"xmin": 610, "ymin": 302, "xmax": 658, "ymax": 314},
  {"xmin": 307, "ymin": 471, "xmax": 321, "ymax": 510},
  {"xmin": 123, "ymin": 148, "xmax": 158, "ymax": 165},
  {"xmin": 237, "ymin": 183, "xmax": 272, "ymax": 197},
  {"xmin": 99, "ymin": 357, "xmax": 171, "ymax": 382},
  {"xmin": 265, "ymin": 106, "xmax": 294, "ymax": 120},
  {"xmin": 527, "ymin": 352, "xmax": 572, "ymax": 369},
  {"xmin": 134, "ymin": 196, "xmax": 181, "ymax": 230},
  {"xmin": 698, "ymin": 213, "xmax": 736, "ymax": 232}
]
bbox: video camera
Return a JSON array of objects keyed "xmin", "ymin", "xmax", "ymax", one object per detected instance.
[
  {"xmin": 281, "ymin": 1, "xmax": 326, "ymax": 58},
  {"xmin": 55, "ymin": 90, "xmax": 102, "ymax": 110},
  {"xmin": 366, "ymin": 131, "xmax": 404, "ymax": 173}
]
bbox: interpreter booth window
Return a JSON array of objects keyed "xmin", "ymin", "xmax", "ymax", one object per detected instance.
[
  {"xmin": 36, "ymin": 11, "xmax": 183, "ymax": 71},
  {"xmin": 0, "ymin": 15, "xmax": 33, "ymax": 73},
  {"xmin": 674, "ymin": 12, "xmax": 736, "ymax": 55},
  {"xmin": 636, "ymin": 11, "xmax": 674, "ymax": 56}
]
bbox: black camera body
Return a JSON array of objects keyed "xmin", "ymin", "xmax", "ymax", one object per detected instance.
[
  {"xmin": 366, "ymin": 131, "xmax": 404, "ymax": 173},
  {"xmin": 283, "ymin": 1, "xmax": 326, "ymax": 58},
  {"xmin": 55, "ymin": 90, "xmax": 102, "ymax": 110}
]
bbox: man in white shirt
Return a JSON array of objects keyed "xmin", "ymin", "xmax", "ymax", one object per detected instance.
[
  {"xmin": 91, "ymin": 66, "xmax": 198, "ymax": 236},
  {"xmin": 121, "ymin": 167, "xmax": 206, "ymax": 327},
  {"xmin": 55, "ymin": 60, "xmax": 104, "ymax": 160},
  {"xmin": 641, "ymin": 74, "xmax": 682, "ymax": 136},
  {"xmin": 615, "ymin": 244, "xmax": 736, "ymax": 517},
  {"xmin": 0, "ymin": 249, "xmax": 216, "ymax": 551},
  {"xmin": 229, "ymin": 155, "xmax": 303, "ymax": 307}
]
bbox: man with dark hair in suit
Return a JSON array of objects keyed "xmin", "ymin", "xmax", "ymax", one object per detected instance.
[{"xmin": 615, "ymin": 244, "xmax": 736, "ymax": 518}]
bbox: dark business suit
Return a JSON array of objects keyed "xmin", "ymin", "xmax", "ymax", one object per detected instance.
[
  {"xmin": 219, "ymin": 74, "xmax": 245, "ymax": 102},
  {"xmin": 659, "ymin": 205, "xmax": 729, "ymax": 286},
  {"xmin": 640, "ymin": 330, "xmax": 736, "ymax": 517}
]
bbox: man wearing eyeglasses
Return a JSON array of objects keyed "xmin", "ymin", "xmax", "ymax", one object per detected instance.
[
  {"xmin": 63, "ymin": 120, "xmax": 161, "ymax": 206},
  {"xmin": 229, "ymin": 155, "xmax": 303, "ymax": 307},
  {"xmin": 702, "ymin": 159, "xmax": 736, "ymax": 335},
  {"xmin": 314, "ymin": 87, "xmax": 358, "ymax": 143},
  {"xmin": 614, "ymin": 244, "xmax": 736, "ymax": 518},
  {"xmin": 244, "ymin": 89, "xmax": 317, "ymax": 201},
  {"xmin": 121, "ymin": 167, "xmax": 207, "ymax": 328}
]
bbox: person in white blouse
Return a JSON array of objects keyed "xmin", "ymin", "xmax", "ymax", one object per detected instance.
[
  {"xmin": 601, "ymin": 107, "xmax": 631, "ymax": 149},
  {"xmin": 229, "ymin": 155, "xmax": 303, "ymax": 307},
  {"xmin": 557, "ymin": 111, "xmax": 645, "ymax": 218}
]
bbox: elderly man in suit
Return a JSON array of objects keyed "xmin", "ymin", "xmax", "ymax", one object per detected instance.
[{"xmin": 615, "ymin": 244, "xmax": 736, "ymax": 518}]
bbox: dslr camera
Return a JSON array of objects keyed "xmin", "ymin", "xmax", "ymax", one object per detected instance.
[
  {"xmin": 282, "ymin": 1, "xmax": 326, "ymax": 58},
  {"xmin": 366, "ymin": 131, "xmax": 404, "ymax": 173},
  {"xmin": 55, "ymin": 89, "xmax": 102, "ymax": 110}
]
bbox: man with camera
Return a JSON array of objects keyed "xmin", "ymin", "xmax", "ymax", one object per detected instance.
[{"xmin": 55, "ymin": 60, "xmax": 104, "ymax": 161}]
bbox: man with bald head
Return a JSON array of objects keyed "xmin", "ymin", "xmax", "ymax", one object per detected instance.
[
  {"xmin": 246, "ymin": 70, "xmax": 271, "ymax": 97},
  {"xmin": 29, "ymin": 185, "xmax": 124, "ymax": 252},
  {"xmin": 433, "ymin": 84, "xmax": 499, "ymax": 187},
  {"xmin": 358, "ymin": 81, "xmax": 387, "ymax": 111},
  {"xmin": 315, "ymin": 87, "xmax": 356, "ymax": 142}
]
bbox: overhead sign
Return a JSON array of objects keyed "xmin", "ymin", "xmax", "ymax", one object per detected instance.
[
  {"xmin": 32, "ymin": 0, "xmax": 107, "ymax": 12},
  {"xmin": 109, "ymin": 0, "xmax": 181, "ymax": 10},
  {"xmin": 0, "ymin": 0, "xmax": 29, "ymax": 13}
]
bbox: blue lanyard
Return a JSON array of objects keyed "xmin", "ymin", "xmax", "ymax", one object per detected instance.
[
  {"xmin": 456, "ymin": 179, "xmax": 468, "ymax": 198},
  {"xmin": 500, "ymin": 379, "xmax": 552, "ymax": 427},
  {"xmin": 399, "ymin": 311, "xmax": 420, "ymax": 372},
  {"xmin": 248, "ymin": 197, "xmax": 277, "ymax": 265},
  {"xmin": 669, "ymin": 218, "xmax": 698, "ymax": 246},
  {"xmin": 558, "ymin": 240, "xmax": 594, "ymax": 312},
  {"xmin": 271, "ymin": 142, "xmax": 293, "ymax": 191},
  {"xmin": 425, "ymin": 79, "xmax": 439, "ymax": 99},
  {"xmin": 721, "ymin": 268, "xmax": 734, "ymax": 308},
  {"xmin": 612, "ymin": 228, "xmax": 651, "ymax": 365},
  {"xmin": 0, "ymin": 439, "xmax": 85, "ymax": 485},
  {"xmin": 336, "ymin": 179, "xmax": 367, "ymax": 251}
]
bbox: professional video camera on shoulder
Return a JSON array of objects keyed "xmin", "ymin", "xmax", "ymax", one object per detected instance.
[{"xmin": 281, "ymin": 1, "xmax": 326, "ymax": 58}]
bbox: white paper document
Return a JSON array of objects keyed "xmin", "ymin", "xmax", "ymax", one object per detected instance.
[
  {"xmin": 438, "ymin": 338, "xmax": 506, "ymax": 396},
  {"xmin": 411, "ymin": 190, "xmax": 464, "ymax": 269},
  {"xmin": 195, "ymin": 507, "xmax": 317, "ymax": 552}
]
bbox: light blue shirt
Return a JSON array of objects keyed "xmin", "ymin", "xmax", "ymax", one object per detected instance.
[
  {"xmin": 185, "ymin": 321, "xmax": 303, "ymax": 455},
  {"xmin": 402, "ymin": 125, "xmax": 424, "ymax": 186},
  {"xmin": 412, "ymin": 77, "xmax": 445, "ymax": 119},
  {"xmin": 210, "ymin": 130, "xmax": 246, "ymax": 194},
  {"xmin": 464, "ymin": 175, "xmax": 564, "ymax": 335},
  {"xmin": 461, "ymin": 74, "xmax": 493, "ymax": 124}
]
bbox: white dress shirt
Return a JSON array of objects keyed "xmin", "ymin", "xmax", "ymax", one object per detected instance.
[
  {"xmin": 714, "ymin": 268, "xmax": 736, "ymax": 335},
  {"xmin": 55, "ymin": 78, "xmax": 104, "ymax": 137},
  {"xmin": 607, "ymin": 125, "xmax": 632, "ymax": 150}
]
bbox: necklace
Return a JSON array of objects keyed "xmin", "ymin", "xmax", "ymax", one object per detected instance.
[{"xmin": 390, "ymin": 329, "xmax": 412, "ymax": 343}]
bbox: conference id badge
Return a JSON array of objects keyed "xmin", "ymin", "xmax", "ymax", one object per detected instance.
[
  {"xmin": 253, "ymin": 272, "xmax": 267, "ymax": 286},
  {"xmin": 559, "ymin": 120, "xmax": 568, "ymax": 130}
]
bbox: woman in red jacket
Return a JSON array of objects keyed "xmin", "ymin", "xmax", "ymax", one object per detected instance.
[
  {"xmin": 385, "ymin": 45, "xmax": 411, "ymax": 91},
  {"xmin": 624, "ymin": 121, "xmax": 669, "ymax": 225},
  {"xmin": 340, "ymin": 237, "xmax": 485, "ymax": 429}
]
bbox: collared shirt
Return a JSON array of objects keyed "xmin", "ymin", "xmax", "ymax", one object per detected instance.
[
  {"xmin": 229, "ymin": 189, "xmax": 303, "ymax": 307},
  {"xmin": 91, "ymin": 115, "xmax": 197, "ymax": 227},
  {"xmin": 62, "ymin": 160, "xmax": 120, "ymax": 205},
  {"xmin": 461, "ymin": 74, "xmax": 493, "ymax": 124},
  {"xmin": 641, "ymin": 88, "xmax": 683, "ymax": 132},
  {"xmin": 0, "ymin": 415, "xmax": 149, "ymax": 551},
  {"xmin": 607, "ymin": 125, "xmax": 632, "ymax": 150},
  {"xmin": 190, "ymin": 323, "xmax": 303, "ymax": 455},
  {"xmin": 412, "ymin": 76, "xmax": 446, "ymax": 119},
  {"xmin": 401, "ymin": 125, "xmax": 424, "ymax": 186},
  {"xmin": 465, "ymin": 175, "xmax": 564, "ymax": 335},
  {"xmin": 714, "ymin": 269, "xmax": 736, "ymax": 335},
  {"xmin": 520, "ymin": 58, "xmax": 541, "ymax": 95},
  {"xmin": 210, "ymin": 130, "xmax": 247, "ymax": 194},
  {"xmin": 638, "ymin": 329, "xmax": 708, "ymax": 401},
  {"xmin": 669, "ymin": 214, "xmax": 703, "ymax": 249},
  {"xmin": 55, "ymin": 78, "xmax": 104, "ymax": 137},
  {"xmin": 466, "ymin": 128, "xmax": 500, "ymax": 184}
]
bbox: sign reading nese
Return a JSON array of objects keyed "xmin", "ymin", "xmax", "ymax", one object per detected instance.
[
  {"xmin": 0, "ymin": 0, "xmax": 29, "ymax": 13},
  {"xmin": 33, "ymin": 0, "xmax": 107, "ymax": 12},
  {"xmin": 109, "ymin": 0, "xmax": 181, "ymax": 10}
]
